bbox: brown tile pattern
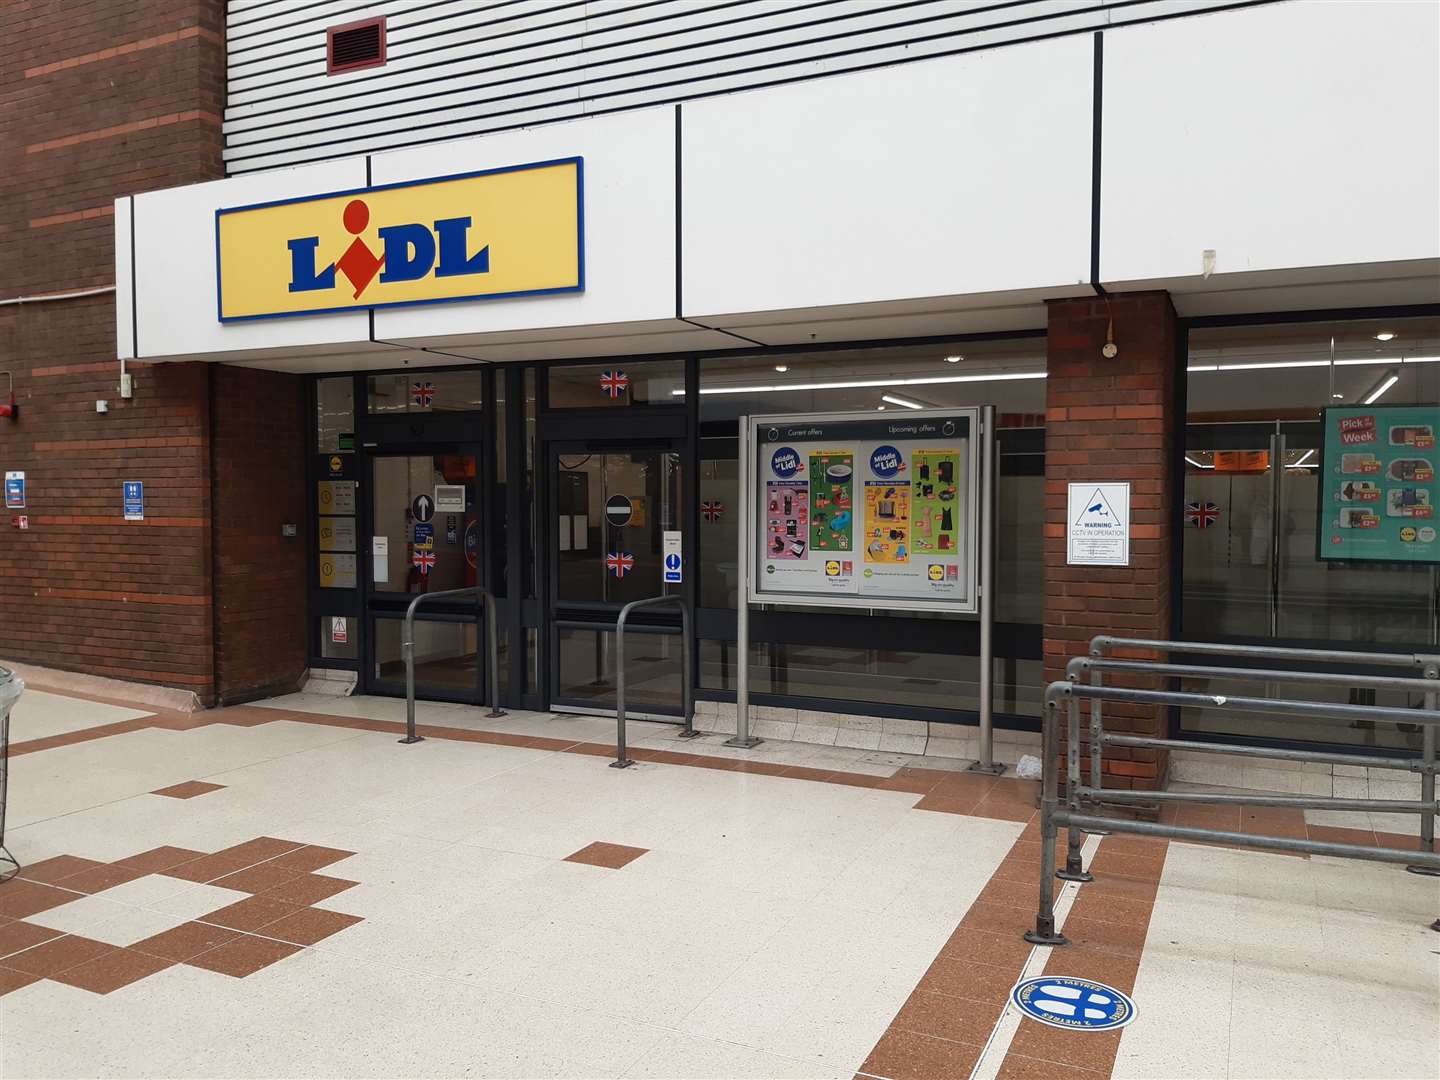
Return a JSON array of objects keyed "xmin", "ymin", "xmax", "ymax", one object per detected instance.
[
  {"xmin": 860, "ymin": 830, "xmax": 1168, "ymax": 1080},
  {"xmin": 133, "ymin": 920, "xmax": 240, "ymax": 962},
  {"xmin": 564, "ymin": 842, "xmax": 650, "ymax": 869},
  {"xmin": 996, "ymin": 834, "xmax": 1166, "ymax": 1079},
  {"xmin": 0, "ymin": 919, "xmax": 64, "ymax": 959},
  {"xmin": 16, "ymin": 855, "xmax": 108, "ymax": 885},
  {"xmin": 50, "ymin": 948, "xmax": 175, "ymax": 994},
  {"xmin": 0, "ymin": 836, "xmax": 362, "ymax": 995},
  {"xmin": 199, "ymin": 896, "xmax": 303, "ymax": 933},
  {"xmin": 151, "ymin": 780, "xmax": 226, "ymax": 799},
  {"xmin": 57, "ymin": 863, "xmax": 151, "ymax": 894},
  {"xmin": 0, "ymin": 881, "xmax": 84, "ymax": 920},
  {"xmin": 113, "ymin": 847, "xmax": 208, "ymax": 873},
  {"xmin": 258, "ymin": 907, "xmax": 362, "ymax": 946},
  {"xmin": 185, "ymin": 934, "xmax": 302, "ymax": 977}
]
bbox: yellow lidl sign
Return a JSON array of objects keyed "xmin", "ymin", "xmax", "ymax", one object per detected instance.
[{"xmin": 215, "ymin": 157, "xmax": 583, "ymax": 321}]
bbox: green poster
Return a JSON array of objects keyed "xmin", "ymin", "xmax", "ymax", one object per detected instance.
[
  {"xmin": 1319, "ymin": 405, "xmax": 1439, "ymax": 563},
  {"xmin": 808, "ymin": 451, "xmax": 854, "ymax": 553}
]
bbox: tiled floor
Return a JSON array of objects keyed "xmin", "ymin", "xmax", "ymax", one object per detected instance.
[{"xmin": 0, "ymin": 687, "xmax": 1436, "ymax": 1078}]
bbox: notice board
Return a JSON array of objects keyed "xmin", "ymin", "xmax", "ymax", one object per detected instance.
[
  {"xmin": 1318, "ymin": 404, "xmax": 1438, "ymax": 563},
  {"xmin": 747, "ymin": 409, "xmax": 981, "ymax": 612}
]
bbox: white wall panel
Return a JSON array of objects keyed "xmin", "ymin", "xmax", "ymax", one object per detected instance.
[
  {"xmin": 370, "ymin": 106, "xmax": 676, "ymax": 342},
  {"xmin": 1101, "ymin": 1, "xmax": 1440, "ymax": 285},
  {"xmin": 681, "ymin": 36, "xmax": 1093, "ymax": 319},
  {"xmin": 130, "ymin": 160, "xmax": 372, "ymax": 359}
]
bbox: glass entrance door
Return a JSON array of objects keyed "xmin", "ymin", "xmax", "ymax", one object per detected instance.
[
  {"xmin": 548, "ymin": 441, "xmax": 686, "ymax": 716},
  {"xmin": 364, "ymin": 447, "xmax": 485, "ymax": 702}
]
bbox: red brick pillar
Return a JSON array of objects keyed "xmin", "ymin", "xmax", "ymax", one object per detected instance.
[{"xmin": 1044, "ymin": 291, "xmax": 1177, "ymax": 794}]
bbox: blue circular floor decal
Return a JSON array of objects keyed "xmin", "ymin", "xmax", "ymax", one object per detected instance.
[{"xmin": 1011, "ymin": 976, "xmax": 1136, "ymax": 1031}]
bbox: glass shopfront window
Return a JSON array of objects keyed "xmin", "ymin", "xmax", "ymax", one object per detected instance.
[
  {"xmin": 1181, "ymin": 315, "xmax": 1440, "ymax": 749},
  {"xmin": 368, "ymin": 370, "xmax": 485, "ymax": 413},
  {"xmin": 696, "ymin": 339, "xmax": 1047, "ymax": 720},
  {"xmin": 547, "ymin": 361, "xmax": 684, "ymax": 409}
]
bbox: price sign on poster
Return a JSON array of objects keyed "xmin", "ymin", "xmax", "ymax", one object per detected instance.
[
  {"xmin": 1319, "ymin": 405, "xmax": 1439, "ymax": 563},
  {"xmin": 747, "ymin": 409, "xmax": 980, "ymax": 612}
]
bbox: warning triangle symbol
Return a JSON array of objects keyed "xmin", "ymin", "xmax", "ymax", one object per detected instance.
[{"xmin": 1075, "ymin": 487, "xmax": 1120, "ymax": 527}]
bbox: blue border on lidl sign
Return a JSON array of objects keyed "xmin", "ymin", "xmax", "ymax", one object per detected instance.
[
  {"xmin": 1010, "ymin": 976, "xmax": 1136, "ymax": 1032},
  {"xmin": 214, "ymin": 156, "xmax": 586, "ymax": 323}
]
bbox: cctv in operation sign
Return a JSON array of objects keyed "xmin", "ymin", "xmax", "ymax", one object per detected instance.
[{"xmin": 747, "ymin": 409, "xmax": 981, "ymax": 613}]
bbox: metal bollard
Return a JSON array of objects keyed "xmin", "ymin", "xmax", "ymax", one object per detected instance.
[
  {"xmin": 1025, "ymin": 687, "xmax": 1069, "ymax": 946},
  {"xmin": 0, "ymin": 665, "xmax": 24, "ymax": 876}
]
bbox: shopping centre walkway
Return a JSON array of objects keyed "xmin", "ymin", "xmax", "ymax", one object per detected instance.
[{"xmin": 0, "ymin": 685, "xmax": 1436, "ymax": 1079}]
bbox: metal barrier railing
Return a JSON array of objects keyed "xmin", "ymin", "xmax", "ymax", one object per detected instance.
[
  {"xmin": 0, "ymin": 665, "xmax": 22, "ymax": 881},
  {"xmin": 1025, "ymin": 637, "xmax": 1440, "ymax": 946},
  {"xmin": 612, "ymin": 595, "xmax": 697, "ymax": 769},
  {"xmin": 400, "ymin": 586, "xmax": 504, "ymax": 744}
]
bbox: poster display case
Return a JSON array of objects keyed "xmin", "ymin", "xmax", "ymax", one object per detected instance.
[{"xmin": 745, "ymin": 409, "xmax": 982, "ymax": 613}]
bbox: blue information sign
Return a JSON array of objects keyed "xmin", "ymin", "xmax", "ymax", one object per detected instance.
[
  {"xmin": 4, "ymin": 472, "xmax": 25, "ymax": 509},
  {"xmin": 663, "ymin": 552, "xmax": 682, "ymax": 583},
  {"xmin": 123, "ymin": 480, "xmax": 144, "ymax": 521}
]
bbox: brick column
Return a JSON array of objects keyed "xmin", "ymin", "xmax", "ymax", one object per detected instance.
[{"xmin": 1044, "ymin": 291, "xmax": 1177, "ymax": 794}]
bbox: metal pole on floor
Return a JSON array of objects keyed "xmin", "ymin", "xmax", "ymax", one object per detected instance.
[
  {"xmin": 969, "ymin": 404, "xmax": 1003, "ymax": 774},
  {"xmin": 1058, "ymin": 692, "xmax": 1092, "ymax": 881},
  {"xmin": 1026, "ymin": 686, "xmax": 1068, "ymax": 946},
  {"xmin": 1409, "ymin": 661, "xmax": 1438, "ymax": 876},
  {"xmin": 728, "ymin": 417, "xmax": 760, "ymax": 749}
]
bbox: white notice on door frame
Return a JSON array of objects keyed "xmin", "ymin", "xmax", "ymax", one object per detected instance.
[{"xmin": 1066, "ymin": 482, "xmax": 1131, "ymax": 566}]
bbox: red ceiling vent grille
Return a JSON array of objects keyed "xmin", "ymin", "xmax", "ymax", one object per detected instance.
[{"xmin": 327, "ymin": 17, "xmax": 386, "ymax": 75}]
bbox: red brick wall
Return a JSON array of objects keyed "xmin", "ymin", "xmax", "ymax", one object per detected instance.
[
  {"xmin": 211, "ymin": 368, "xmax": 309, "ymax": 705},
  {"xmin": 0, "ymin": 0, "xmax": 246, "ymax": 703},
  {"xmin": 1044, "ymin": 291, "xmax": 1178, "ymax": 792}
]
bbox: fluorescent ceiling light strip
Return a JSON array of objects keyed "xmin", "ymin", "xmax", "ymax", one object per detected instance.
[
  {"xmin": 1292, "ymin": 449, "xmax": 1315, "ymax": 467},
  {"xmin": 881, "ymin": 394, "xmax": 925, "ymax": 410},
  {"xmin": 1184, "ymin": 456, "xmax": 1214, "ymax": 469},
  {"xmin": 1364, "ymin": 374, "xmax": 1400, "ymax": 405},
  {"xmin": 679, "ymin": 370, "xmax": 1046, "ymax": 396},
  {"xmin": 1188, "ymin": 355, "xmax": 1439, "ymax": 373}
]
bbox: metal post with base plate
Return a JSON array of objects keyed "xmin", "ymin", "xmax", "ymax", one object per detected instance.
[
  {"xmin": 967, "ymin": 404, "xmax": 1005, "ymax": 775},
  {"xmin": 729, "ymin": 417, "xmax": 763, "ymax": 749}
]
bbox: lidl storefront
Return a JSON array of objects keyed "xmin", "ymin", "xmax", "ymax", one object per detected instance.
[{"xmin": 88, "ymin": 4, "xmax": 1439, "ymax": 787}]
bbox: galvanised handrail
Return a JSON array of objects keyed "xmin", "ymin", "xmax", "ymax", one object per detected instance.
[
  {"xmin": 401, "ymin": 586, "xmax": 504, "ymax": 744},
  {"xmin": 1024, "ymin": 641, "xmax": 1440, "ymax": 947},
  {"xmin": 612, "ymin": 595, "xmax": 696, "ymax": 769},
  {"xmin": 1065, "ymin": 637, "xmax": 1440, "ymax": 885}
]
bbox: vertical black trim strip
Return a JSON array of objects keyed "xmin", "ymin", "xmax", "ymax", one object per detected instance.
[
  {"xmin": 366, "ymin": 156, "xmax": 376, "ymax": 342},
  {"xmin": 206, "ymin": 364, "xmax": 220, "ymax": 703},
  {"xmin": 1168, "ymin": 320, "xmax": 1189, "ymax": 741},
  {"xmin": 1089, "ymin": 31, "xmax": 1103, "ymax": 291},
  {"xmin": 129, "ymin": 198, "xmax": 139, "ymax": 359},
  {"xmin": 674, "ymin": 103, "xmax": 683, "ymax": 319}
]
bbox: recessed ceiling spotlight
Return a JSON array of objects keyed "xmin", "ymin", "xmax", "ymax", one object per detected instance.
[
  {"xmin": 944, "ymin": 355, "xmax": 963, "ymax": 364},
  {"xmin": 774, "ymin": 364, "xmax": 789, "ymax": 373},
  {"xmin": 1374, "ymin": 331, "xmax": 1395, "ymax": 342}
]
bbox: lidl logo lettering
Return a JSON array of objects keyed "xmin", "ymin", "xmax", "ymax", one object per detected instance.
[
  {"xmin": 216, "ymin": 158, "xmax": 583, "ymax": 321},
  {"xmin": 288, "ymin": 198, "xmax": 491, "ymax": 300}
]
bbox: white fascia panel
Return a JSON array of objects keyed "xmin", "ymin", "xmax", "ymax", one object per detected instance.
[
  {"xmin": 131, "ymin": 159, "xmax": 372, "ymax": 360},
  {"xmin": 369, "ymin": 105, "xmax": 677, "ymax": 342},
  {"xmin": 114, "ymin": 196, "xmax": 135, "ymax": 361},
  {"xmin": 1101, "ymin": 0, "xmax": 1440, "ymax": 285},
  {"xmin": 681, "ymin": 34, "xmax": 1094, "ymax": 320}
]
